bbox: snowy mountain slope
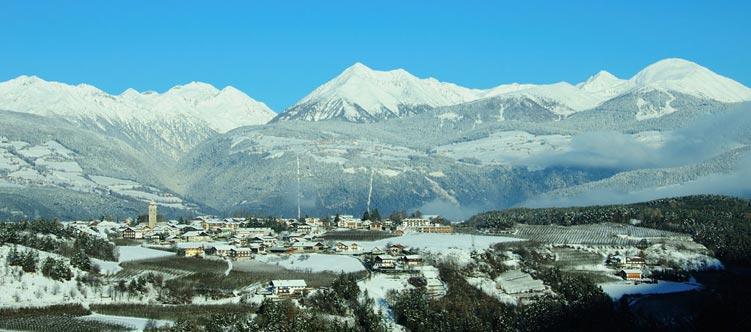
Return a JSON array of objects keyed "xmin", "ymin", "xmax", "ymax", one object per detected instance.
[{"xmin": 0, "ymin": 111, "xmax": 202, "ymax": 220}]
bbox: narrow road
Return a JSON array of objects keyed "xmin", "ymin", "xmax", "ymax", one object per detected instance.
[{"xmin": 224, "ymin": 258, "xmax": 233, "ymax": 276}]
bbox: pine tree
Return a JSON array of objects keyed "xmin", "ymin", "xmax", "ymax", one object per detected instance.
[
  {"xmin": 71, "ymin": 250, "xmax": 92, "ymax": 271},
  {"xmin": 41, "ymin": 257, "xmax": 55, "ymax": 277},
  {"xmin": 21, "ymin": 250, "xmax": 38, "ymax": 273}
]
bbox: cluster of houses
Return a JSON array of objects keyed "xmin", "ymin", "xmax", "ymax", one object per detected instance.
[{"xmin": 335, "ymin": 215, "xmax": 453, "ymax": 234}]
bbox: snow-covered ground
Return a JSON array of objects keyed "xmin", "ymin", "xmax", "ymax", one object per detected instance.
[
  {"xmin": 358, "ymin": 273, "xmax": 413, "ymax": 316},
  {"xmin": 0, "ymin": 245, "xmax": 111, "ymax": 307},
  {"xmin": 434, "ymin": 131, "xmax": 571, "ymax": 166},
  {"xmin": 466, "ymin": 276, "xmax": 517, "ymax": 305},
  {"xmin": 599, "ymin": 280, "xmax": 702, "ymax": 299},
  {"xmin": 80, "ymin": 313, "xmax": 172, "ymax": 331},
  {"xmin": 117, "ymin": 246, "xmax": 174, "ymax": 263},
  {"xmin": 92, "ymin": 258, "xmax": 122, "ymax": 275},
  {"xmin": 255, "ymin": 253, "xmax": 365, "ymax": 273},
  {"xmin": 356, "ymin": 232, "xmax": 521, "ymax": 252}
]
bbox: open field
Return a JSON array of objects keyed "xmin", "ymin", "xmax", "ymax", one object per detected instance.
[
  {"xmin": 550, "ymin": 247, "xmax": 605, "ymax": 269},
  {"xmin": 118, "ymin": 245, "xmax": 175, "ymax": 262},
  {"xmin": 0, "ymin": 305, "xmax": 129, "ymax": 332},
  {"xmin": 117, "ymin": 256, "xmax": 227, "ymax": 278},
  {"xmin": 511, "ymin": 223, "xmax": 686, "ymax": 245},
  {"xmin": 256, "ymin": 253, "xmax": 366, "ymax": 273},
  {"xmin": 356, "ymin": 232, "xmax": 521, "ymax": 251},
  {"xmin": 322, "ymin": 230, "xmax": 397, "ymax": 241},
  {"xmin": 90, "ymin": 303, "xmax": 255, "ymax": 321}
]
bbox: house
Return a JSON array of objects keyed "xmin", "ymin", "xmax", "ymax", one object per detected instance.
[
  {"xmin": 177, "ymin": 243, "xmax": 204, "ymax": 257},
  {"xmin": 369, "ymin": 221, "xmax": 384, "ymax": 231},
  {"xmin": 248, "ymin": 235, "xmax": 277, "ymax": 247},
  {"xmin": 122, "ymin": 227, "xmax": 144, "ymax": 239},
  {"xmin": 401, "ymin": 218, "xmax": 431, "ymax": 228},
  {"xmin": 295, "ymin": 224, "xmax": 313, "ymax": 234},
  {"xmin": 374, "ymin": 255, "xmax": 398, "ymax": 270},
  {"xmin": 304, "ymin": 217, "xmax": 323, "ymax": 227},
  {"xmin": 181, "ymin": 231, "xmax": 211, "ymax": 242},
  {"xmin": 619, "ymin": 269, "xmax": 643, "ymax": 280},
  {"xmin": 271, "ymin": 279, "xmax": 307, "ymax": 296},
  {"xmin": 269, "ymin": 246, "xmax": 295, "ymax": 254},
  {"xmin": 211, "ymin": 245, "xmax": 235, "ymax": 257},
  {"xmin": 415, "ymin": 224, "xmax": 453, "ymax": 234},
  {"xmin": 231, "ymin": 248, "xmax": 253, "ymax": 259},
  {"xmin": 337, "ymin": 215, "xmax": 362, "ymax": 229},
  {"xmin": 403, "ymin": 254, "xmax": 423, "ymax": 267},
  {"xmin": 625, "ymin": 256, "xmax": 646, "ymax": 268},
  {"xmin": 249, "ymin": 243, "xmax": 266, "ymax": 254},
  {"xmin": 291, "ymin": 241, "xmax": 325, "ymax": 253},
  {"xmin": 388, "ymin": 244, "xmax": 406, "ymax": 256},
  {"xmin": 335, "ymin": 242, "xmax": 360, "ymax": 253},
  {"xmin": 236, "ymin": 227, "xmax": 274, "ymax": 238}
]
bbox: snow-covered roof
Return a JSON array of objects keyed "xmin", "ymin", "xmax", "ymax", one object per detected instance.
[{"xmin": 271, "ymin": 279, "xmax": 307, "ymax": 288}]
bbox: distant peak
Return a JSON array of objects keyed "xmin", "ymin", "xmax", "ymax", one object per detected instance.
[
  {"xmin": 578, "ymin": 70, "xmax": 623, "ymax": 91},
  {"xmin": 340, "ymin": 62, "xmax": 375, "ymax": 77},
  {"xmin": 632, "ymin": 58, "xmax": 705, "ymax": 84},
  {"xmin": 166, "ymin": 81, "xmax": 220, "ymax": 96},
  {"xmin": 9, "ymin": 75, "xmax": 45, "ymax": 85}
]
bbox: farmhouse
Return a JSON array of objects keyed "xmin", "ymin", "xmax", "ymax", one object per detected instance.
[
  {"xmin": 625, "ymin": 256, "xmax": 646, "ymax": 268},
  {"xmin": 335, "ymin": 242, "xmax": 360, "ymax": 253},
  {"xmin": 291, "ymin": 241, "xmax": 325, "ymax": 253},
  {"xmin": 177, "ymin": 243, "xmax": 204, "ymax": 257},
  {"xmin": 388, "ymin": 244, "xmax": 406, "ymax": 256},
  {"xmin": 231, "ymin": 247, "xmax": 253, "ymax": 259},
  {"xmin": 401, "ymin": 218, "xmax": 431, "ymax": 228},
  {"xmin": 369, "ymin": 221, "xmax": 384, "ymax": 231},
  {"xmin": 181, "ymin": 231, "xmax": 211, "ymax": 242},
  {"xmin": 337, "ymin": 215, "xmax": 362, "ymax": 229},
  {"xmin": 403, "ymin": 254, "xmax": 423, "ymax": 267},
  {"xmin": 374, "ymin": 255, "xmax": 398, "ymax": 270},
  {"xmin": 271, "ymin": 279, "xmax": 307, "ymax": 296},
  {"xmin": 122, "ymin": 227, "xmax": 144, "ymax": 239},
  {"xmin": 619, "ymin": 269, "xmax": 643, "ymax": 280}
]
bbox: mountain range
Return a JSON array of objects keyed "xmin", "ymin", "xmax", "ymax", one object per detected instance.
[{"xmin": 1, "ymin": 58, "xmax": 749, "ymax": 220}]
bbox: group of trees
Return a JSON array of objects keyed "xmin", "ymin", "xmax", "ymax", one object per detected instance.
[
  {"xmin": 6, "ymin": 246, "xmax": 38, "ymax": 273},
  {"xmin": 0, "ymin": 219, "xmax": 117, "ymax": 262},
  {"xmin": 304, "ymin": 273, "xmax": 384, "ymax": 331},
  {"xmin": 6, "ymin": 246, "xmax": 74, "ymax": 281},
  {"xmin": 41, "ymin": 257, "xmax": 73, "ymax": 281}
]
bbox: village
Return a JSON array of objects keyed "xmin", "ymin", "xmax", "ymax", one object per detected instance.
[
  {"xmin": 62, "ymin": 201, "xmax": 717, "ymax": 307},
  {"xmin": 83, "ymin": 201, "xmax": 453, "ymax": 300}
]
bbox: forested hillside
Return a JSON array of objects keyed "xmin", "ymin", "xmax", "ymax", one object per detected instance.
[{"xmin": 465, "ymin": 195, "xmax": 751, "ymax": 265}]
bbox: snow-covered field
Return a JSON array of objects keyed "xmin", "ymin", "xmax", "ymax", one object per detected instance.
[
  {"xmin": 434, "ymin": 131, "xmax": 571, "ymax": 166},
  {"xmin": 466, "ymin": 276, "xmax": 517, "ymax": 305},
  {"xmin": 359, "ymin": 273, "xmax": 413, "ymax": 316},
  {"xmin": 0, "ymin": 245, "xmax": 109, "ymax": 307},
  {"xmin": 80, "ymin": 313, "xmax": 172, "ymax": 331},
  {"xmin": 355, "ymin": 232, "xmax": 521, "ymax": 252},
  {"xmin": 599, "ymin": 280, "xmax": 702, "ymax": 299},
  {"xmin": 255, "ymin": 253, "xmax": 365, "ymax": 273},
  {"xmin": 117, "ymin": 246, "xmax": 174, "ymax": 263}
]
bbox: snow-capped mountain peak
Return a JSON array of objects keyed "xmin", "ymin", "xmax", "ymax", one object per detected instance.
[
  {"xmin": 578, "ymin": 70, "xmax": 623, "ymax": 91},
  {"xmin": 629, "ymin": 58, "xmax": 751, "ymax": 102},
  {"xmin": 0, "ymin": 75, "xmax": 276, "ymax": 135},
  {"xmin": 278, "ymin": 62, "xmax": 482, "ymax": 122}
]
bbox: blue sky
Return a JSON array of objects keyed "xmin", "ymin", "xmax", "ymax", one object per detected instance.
[{"xmin": 2, "ymin": 1, "xmax": 749, "ymax": 111}]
